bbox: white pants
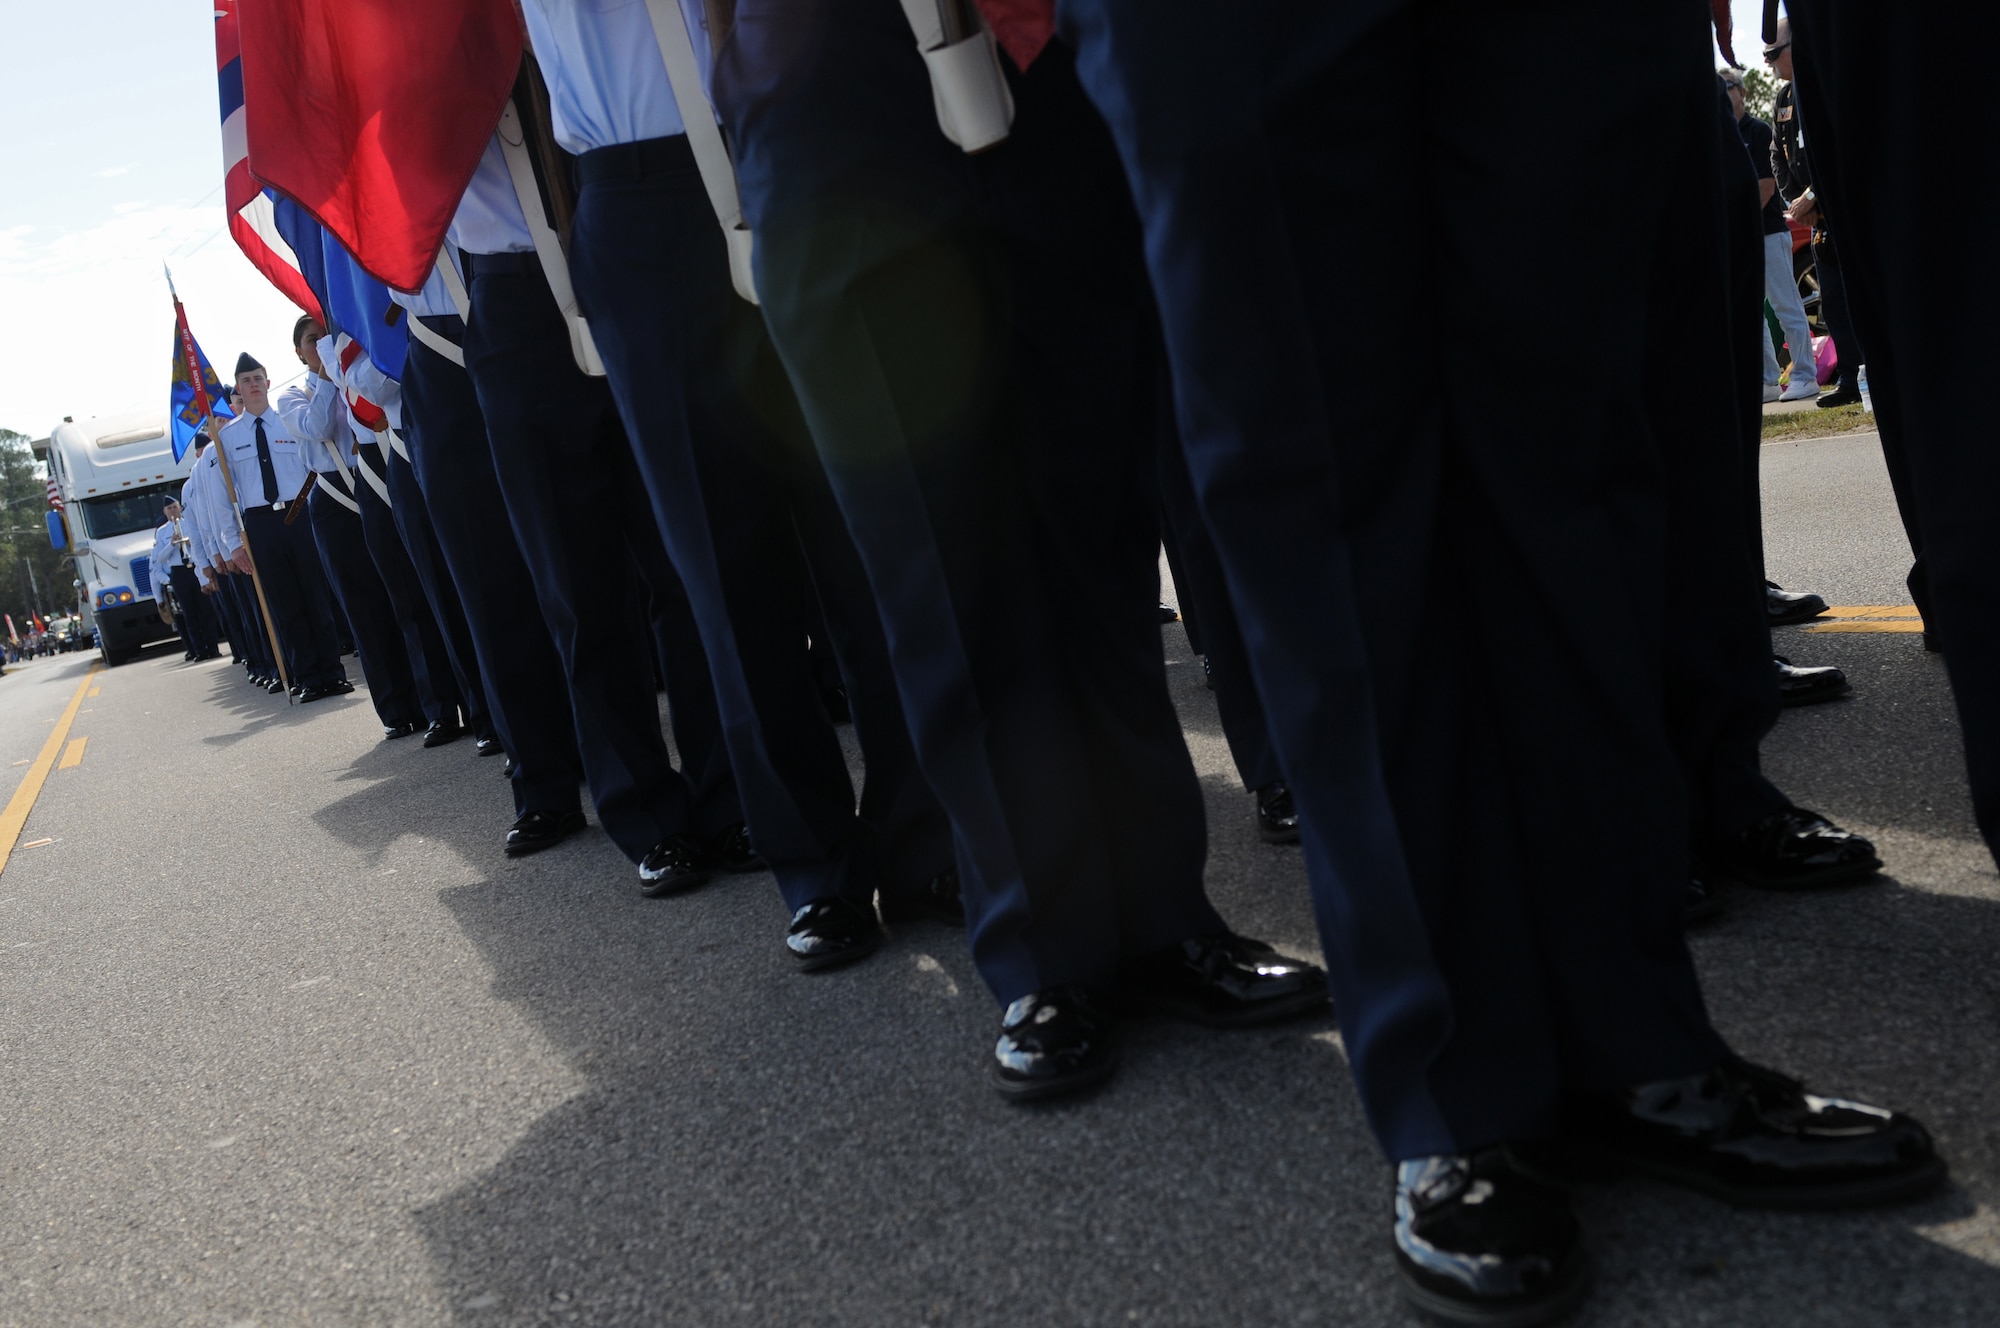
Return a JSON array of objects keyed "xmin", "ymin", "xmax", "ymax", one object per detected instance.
[{"xmin": 1761, "ymin": 228, "xmax": 1817, "ymax": 387}]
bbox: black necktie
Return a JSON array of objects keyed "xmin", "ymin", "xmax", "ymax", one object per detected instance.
[{"xmin": 253, "ymin": 416, "xmax": 278, "ymax": 506}]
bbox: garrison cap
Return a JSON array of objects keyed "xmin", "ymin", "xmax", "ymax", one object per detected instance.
[{"xmin": 234, "ymin": 351, "xmax": 264, "ymax": 377}]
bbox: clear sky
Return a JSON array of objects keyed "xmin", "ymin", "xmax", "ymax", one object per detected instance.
[
  {"xmin": 0, "ymin": 0, "xmax": 1779, "ymax": 444},
  {"xmin": 0, "ymin": 2, "xmax": 300, "ymax": 442}
]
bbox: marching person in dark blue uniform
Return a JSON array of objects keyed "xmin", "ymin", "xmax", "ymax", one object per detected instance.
[
  {"xmin": 521, "ymin": 0, "xmax": 961, "ymax": 967},
  {"xmin": 1785, "ymin": 0, "xmax": 2000, "ymax": 869},
  {"xmin": 189, "ymin": 397, "xmax": 281, "ymax": 691},
  {"xmin": 279, "ymin": 322, "xmax": 430, "ymax": 739},
  {"xmin": 1048, "ymin": 1, "xmax": 1946, "ymax": 1321},
  {"xmin": 288, "ymin": 317, "xmax": 469, "ymax": 747},
  {"xmin": 215, "ymin": 352, "xmax": 349, "ymax": 701},
  {"xmin": 391, "ymin": 254, "xmax": 595, "ymax": 855},
  {"xmin": 446, "ymin": 136, "xmax": 750, "ymax": 887},
  {"xmin": 714, "ymin": 0, "xmax": 1327, "ymax": 1096}
]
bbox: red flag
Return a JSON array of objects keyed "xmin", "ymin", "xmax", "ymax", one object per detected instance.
[
  {"xmin": 239, "ymin": 0, "xmax": 523, "ymax": 293},
  {"xmin": 974, "ymin": 0, "xmax": 1056, "ymax": 71}
]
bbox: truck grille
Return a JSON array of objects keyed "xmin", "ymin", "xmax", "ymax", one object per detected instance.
[{"xmin": 132, "ymin": 556, "xmax": 152, "ymax": 596}]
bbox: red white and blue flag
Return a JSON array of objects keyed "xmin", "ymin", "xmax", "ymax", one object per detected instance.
[
  {"xmin": 237, "ymin": 0, "xmax": 522, "ymax": 293},
  {"xmin": 215, "ymin": 0, "xmax": 322, "ymax": 319}
]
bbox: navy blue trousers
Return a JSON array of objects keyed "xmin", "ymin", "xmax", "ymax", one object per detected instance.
[
  {"xmin": 717, "ymin": 3, "xmax": 1226, "ymax": 1002},
  {"xmin": 241, "ymin": 503, "xmax": 345, "ymax": 690},
  {"xmin": 1657, "ymin": 91, "xmax": 1791, "ymax": 854},
  {"xmin": 1792, "ymin": 0, "xmax": 2000, "ymax": 862},
  {"xmin": 459, "ymin": 257, "xmax": 741, "ymax": 860},
  {"xmin": 167, "ymin": 564, "xmax": 218, "ymax": 657},
  {"xmin": 307, "ymin": 480, "xmax": 422, "ymax": 727},
  {"xmin": 1059, "ymin": 0, "xmax": 1727, "ymax": 1156},
  {"xmin": 352, "ymin": 452, "xmax": 458, "ymax": 727},
  {"xmin": 222, "ymin": 570, "xmax": 266, "ymax": 673},
  {"xmin": 401, "ymin": 325, "xmax": 584, "ymax": 820},
  {"xmin": 568, "ymin": 136, "xmax": 952, "ymax": 913},
  {"xmin": 1155, "ymin": 427, "xmax": 1279, "ymax": 794},
  {"xmin": 383, "ymin": 437, "xmax": 493, "ymax": 743}
]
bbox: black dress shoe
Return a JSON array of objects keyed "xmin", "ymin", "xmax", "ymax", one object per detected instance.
[
  {"xmin": 1817, "ymin": 382, "xmax": 1863, "ymax": 408},
  {"xmin": 331, "ymin": 678, "xmax": 355, "ymax": 694},
  {"xmin": 638, "ymin": 833, "xmax": 713, "ymax": 897},
  {"xmin": 267, "ymin": 679, "xmax": 286, "ymax": 694},
  {"xmin": 504, "ymin": 808, "xmax": 586, "ymax": 857},
  {"xmin": 1546, "ymin": 1056, "xmax": 1945, "ymax": 1210},
  {"xmin": 475, "ymin": 735, "xmax": 502, "ymax": 757},
  {"xmin": 709, "ymin": 822, "xmax": 766, "ymax": 873},
  {"xmin": 1765, "ymin": 580, "xmax": 1829, "ymax": 626},
  {"xmin": 1720, "ymin": 805, "xmax": 1882, "ymax": 889},
  {"xmin": 1110, "ymin": 934, "xmax": 1329, "ymax": 1028},
  {"xmin": 879, "ymin": 869, "xmax": 965, "ymax": 926},
  {"xmin": 1684, "ymin": 875, "xmax": 1727, "ymax": 925},
  {"xmin": 297, "ymin": 684, "xmax": 337, "ymax": 703},
  {"xmin": 1158, "ymin": 601, "xmax": 1180, "ymax": 624},
  {"xmin": 785, "ymin": 897, "xmax": 882, "ymax": 971},
  {"xmin": 381, "ymin": 720, "xmax": 420, "ymax": 740},
  {"xmin": 1774, "ymin": 654, "xmax": 1850, "ymax": 706},
  {"xmin": 1394, "ymin": 1151, "xmax": 1590, "ymax": 1328},
  {"xmin": 992, "ymin": 985, "xmax": 1116, "ymax": 1102},
  {"xmin": 1255, "ymin": 780, "xmax": 1300, "ymax": 845},
  {"xmin": 421, "ymin": 718, "xmax": 463, "ymax": 748}
]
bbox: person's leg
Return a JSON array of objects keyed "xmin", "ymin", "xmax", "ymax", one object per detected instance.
[
  {"xmin": 1812, "ymin": 232, "xmax": 1863, "ymax": 395},
  {"xmin": 383, "ymin": 441, "xmax": 493, "ymax": 742},
  {"xmin": 459, "ymin": 260, "xmax": 696, "ymax": 866},
  {"xmin": 1155, "ymin": 416, "xmax": 1280, "ymax": 795},
  {"xmin": 1063, "ymin": 0, "xmax": 1731, "ymax": 1155},
  {"xmin": 402, "ymin": 327, "xmax": 584, "ymax": 821},
  {"xmin": 721, "ymin": 2, "xmax": 1226, "ymax": 1001},
  {"xmin": 354, "ymin": 458, "xmax": 460, "ymax": 731},
  {"xmin": 1764, "ymin": 230, "xmax": 1816, "ymax": 390},
  {"xmin": 1791, "ymin": 0, "xmax": 2000, "ymax": 859},
  {"xmin": 1652, "ymin": 91, "xmax": 1794, "ymax": 862},
  {"xmin": 306, "ymin": 484, "xmax": 422, "ymax": 727},
  {"xmin": 243, "ymin": 506, "xmax": 343, "ymax": 690},
  {"xmin": 776, "ymin": 402, "xmax": 956, "ymax": 901},
  {"xmin": 571, "ymin": 146, "xmax": 874, "ymax": 912}
]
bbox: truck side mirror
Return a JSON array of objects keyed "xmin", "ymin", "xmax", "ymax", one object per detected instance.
[{"xmin": 45, "ymin": 511, "xmax": 66, "ymax": 550}]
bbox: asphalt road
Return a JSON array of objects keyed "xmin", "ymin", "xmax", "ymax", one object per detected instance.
[{"xmin": 3, "ymin": 430, "xmax": 1995, "ymax": 1328}]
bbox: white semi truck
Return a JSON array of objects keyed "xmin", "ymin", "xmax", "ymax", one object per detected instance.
[{"xmin": 44, "ymin": 410, "xmax": 195, "ymax": 667}]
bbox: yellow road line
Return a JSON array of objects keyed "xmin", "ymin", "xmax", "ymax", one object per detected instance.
[
  {"xmin": 87, "ymin": 687, "xmax": 100, "ymax": 697},
  {"xmin": 1804, "ymin": 621, "xmax": 1925, "ymax": 633},
  {"xmin": 1816, "ymin": 605, "xmax": 1921, "ymax": 618},
  {"xmin": 0, "ymin": 666, "xmax": 100, "ymax": 879},
  {"xmin": 58, "ymin": 738, "xmax": 87, "ymax": 770}
]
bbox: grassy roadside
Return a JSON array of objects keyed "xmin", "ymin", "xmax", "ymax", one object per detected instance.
[{"xmin": 1761, "ymin": 401, "xmax": 1875, "ymax": 442}]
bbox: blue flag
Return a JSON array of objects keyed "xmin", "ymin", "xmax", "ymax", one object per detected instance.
[
  {"xmin": 169, "ymin": 320, "xmax": 234, "ymax": 463},
  {"xmin": 269, "ymin": 191, "xmax": 408, "ymax": 380}
]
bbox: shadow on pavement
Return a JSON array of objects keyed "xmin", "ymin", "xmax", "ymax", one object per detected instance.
[{"xmin": 284, "ymin": 621, "xmax": 2000, "ymax": 1327}]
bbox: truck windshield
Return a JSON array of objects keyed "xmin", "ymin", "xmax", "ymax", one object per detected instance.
[{"xmin": 78, "ymin": 484, "xmax": 179, "ymax": 540}]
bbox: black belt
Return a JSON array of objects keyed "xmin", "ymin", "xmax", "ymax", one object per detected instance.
[
  {"xmin": 461, "ymin": 250, "xmax": 539, "ymax": 278},
  {"xmin": 576, "ymin": 134, "xmax": 696, "ymax": 186},
  {"xmin": 415, "ymin": 313, "xmax": 465, "ymax": 346}
]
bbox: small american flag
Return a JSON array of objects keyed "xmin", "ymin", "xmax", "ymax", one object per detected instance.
[{"xmin": 45, "ymin": 477, "xmax": 62, "ymax": 511}]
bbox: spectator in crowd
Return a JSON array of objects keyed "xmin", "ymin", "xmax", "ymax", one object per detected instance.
[
  {"xmin": 1723, "ymin": 70, "xmax": 1820, "ymax": 403},
  {"xmin": 1767, "ymin": 19, "xmax": 1863, "ymax": 408}
]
